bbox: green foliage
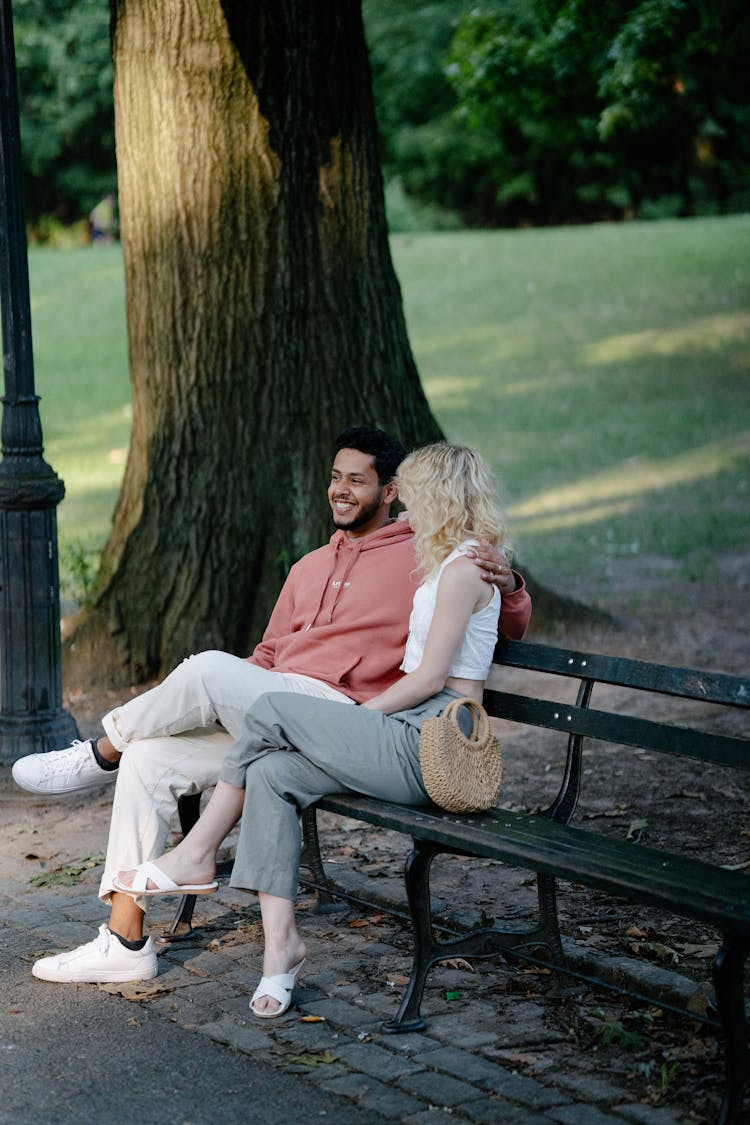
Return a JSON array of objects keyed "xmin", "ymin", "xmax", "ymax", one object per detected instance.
[
  {"xmin": 11, "ymin": 1, "xmax": 748, "ymax": 227},
  {"xmin": 445, "ymin": 0, "xmax": 750, "ymax": 225},
  {"xmin": 27, "ymin": 216, "xmax": 90, "ymax": 248},
  {"xmin": 641, "ymin": 1059, "xmax": 681, "ymax": 1094},
  {"xmin": 59, "ymin": 539, "xmax": 102, "ymax": 608},
  {"xmin": 363, "ymin": 0, "xmax": 508, "ymax": 226},
  {"xmin": 592, "ymin": 1018, "xmax": 647, "ymax": 1050},
  {"xmin": 384, "ymin": 177, "xmax": 462, "ymax": 232},
  {"xmin": 14, "ymin": 0, "xmax": 115, "ymax": 221},
  {"xmin": 29, "ymin": 852, "xmax": 106, "ymax": 887}
]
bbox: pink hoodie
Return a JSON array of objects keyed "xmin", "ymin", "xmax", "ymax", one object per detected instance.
[{"xmin": 250, "ymin": 521, "xmax": 530, "ymax": 703}]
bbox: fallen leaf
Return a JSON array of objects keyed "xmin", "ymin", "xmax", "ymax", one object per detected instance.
[
  {"xmin": 207, "ymin": 925, "xmax": 261, "ymax": 949},
  {"xmin": 348, "ymin": 919, "xmax": 370, "ymax": 929},
  {"xmin": 499, "ymin": 1052, "xmax": 538, "ymax": 1068},
  {"xmin": 28, "ymin": 852, "xmax": 107, "ymax": 887},
  {"xmin": 628, "ymin": 941, "xmax": 680, "ymax": 964},
  {"xmin": 386, "ymin": 973, "xmax": 410, "ymax": 987},
  {"xmin": 686, "ymin": 983, "xmax": 713, "ymax": 1016},
  {"xmin": 288, "ymin": 1051, "xmax": 339, "ymax": 1068},
  {"xmin": 582, "ymin": 805, "xmax": 630, "ymax": 820},
  {"xmin": 438, "ymin": 958, "xmax": 475, "ymax": 972},
  {"xmin": 674, "ymin": 942, "xmax": 719, "ymax": 959}
]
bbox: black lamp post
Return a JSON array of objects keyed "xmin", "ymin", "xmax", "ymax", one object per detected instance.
[{"xmin": 0, "ymin": 0, "xmax": 78, "ymax": 762}]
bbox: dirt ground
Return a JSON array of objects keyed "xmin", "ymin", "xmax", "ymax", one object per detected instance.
[{"xmin": 1, "ymin": 544, "xmax": 747, "ymax": 1122}]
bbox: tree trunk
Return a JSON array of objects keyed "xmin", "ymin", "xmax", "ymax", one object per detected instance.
[{"xmin": 66, "ymin": 0, "xmax": 442, "ymax": 687}]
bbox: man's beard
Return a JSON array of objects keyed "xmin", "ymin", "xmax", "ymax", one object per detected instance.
[{"xmin": 332, "ymin": 490, "xmax": 383, "ymax": 532}]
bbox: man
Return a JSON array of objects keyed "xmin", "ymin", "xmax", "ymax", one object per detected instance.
[{"xmin": 18, "ymin": 427, "xmax": 530, "ymax": 984}]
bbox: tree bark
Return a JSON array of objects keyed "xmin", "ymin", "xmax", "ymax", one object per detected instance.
[{"xmin": 66, "ymin": 0, "xmax": 441, "ymax": 687}]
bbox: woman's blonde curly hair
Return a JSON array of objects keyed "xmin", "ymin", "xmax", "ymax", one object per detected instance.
[{"xmin": 397, "ymin": 443, "xmax": 510, "ymax": 577}]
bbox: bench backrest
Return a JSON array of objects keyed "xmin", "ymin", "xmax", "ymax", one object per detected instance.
[{"xmin": 483, "ymin": 638, "xmax": 749, "ymax": 824}]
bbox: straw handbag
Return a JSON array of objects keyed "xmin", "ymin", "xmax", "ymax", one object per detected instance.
[{"xmin": 419, "ymin": 697, "xmax": 502, "ymax": 814}]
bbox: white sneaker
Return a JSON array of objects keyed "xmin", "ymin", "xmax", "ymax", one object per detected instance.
[
  {"xmin": 32, "ymin": 925, "xmax": 158, "ymax": 983},
  {"xmin": 12, "ymin": 739, "xmax": 117, "ymax": 795}
]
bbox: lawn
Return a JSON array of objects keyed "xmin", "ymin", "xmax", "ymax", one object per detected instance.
[
  {"xmin": 27, "ymin": 214, "xmax": 750, "ymax": 610},
  {"xmin": 393, "ymin": 217, "xmax": 750, "ymax": 597}
]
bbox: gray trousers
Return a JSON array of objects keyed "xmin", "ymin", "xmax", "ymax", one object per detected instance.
[{"xmin": 220, "ymin": 687, "xmax": 462, "ymax": 902}]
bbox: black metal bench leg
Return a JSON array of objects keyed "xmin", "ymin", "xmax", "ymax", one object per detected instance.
[
  {"xmin": 165, "ymin": 792, "xmax": 203, "ymax": 939},
  {"xmin": 534, "ymin": 872, "xmax": 566, "ymax": 966},
  {"xmin": 299, "ymin": 807, "xmax": 347, "ymax": 913},
  {"xmin": 713, "ymin": 936, "xmax": 750, "ymax": 1125},
  {"xmin": 384, "ymin": 840, "xmax": 439, "ymax": 1033}
]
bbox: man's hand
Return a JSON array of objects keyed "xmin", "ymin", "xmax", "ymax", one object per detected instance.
[{"xmin": 466, "ymin": 539, "xmax": 516, "ymax": 594}]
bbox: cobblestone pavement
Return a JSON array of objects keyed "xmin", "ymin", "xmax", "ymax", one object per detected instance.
[{"xmin": 0, "ymin": 782, "xmax": 735, "ymax": 1125}]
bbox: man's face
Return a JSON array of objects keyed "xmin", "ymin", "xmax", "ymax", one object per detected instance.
[{"xmin": 328, "ymin": 448, "xmax": 395, "ymax": 538}]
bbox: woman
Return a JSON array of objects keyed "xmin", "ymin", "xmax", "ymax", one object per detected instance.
[{"xmin": 114, "ymin": 443, "xmax": 509, "ymax": 1017}]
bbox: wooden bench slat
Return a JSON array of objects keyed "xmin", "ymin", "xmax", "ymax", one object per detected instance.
[
  {"xmin": 484, "ymin": 689, "xmax": 750, "ymax": 769},
  {"xmin": 496, "ymin": 639, "xmax": 750, "ymax": 708}
]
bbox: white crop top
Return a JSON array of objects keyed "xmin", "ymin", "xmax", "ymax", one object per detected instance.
[{"xmin": 400, "ymin": 541, "xmax": 501, "ymax": 680}]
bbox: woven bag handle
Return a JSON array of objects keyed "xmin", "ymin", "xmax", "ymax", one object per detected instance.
[{"xmin": 443, "ymin": 697, "xmax": 491, "ymax": 745}]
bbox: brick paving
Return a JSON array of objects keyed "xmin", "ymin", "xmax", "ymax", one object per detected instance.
[{"xmin": 0, "ymin": 782, "xmax": 732, "ymax": 1124}]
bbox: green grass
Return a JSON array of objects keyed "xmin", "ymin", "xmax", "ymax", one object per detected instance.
[
  {"xmin": 392, "ymin": 216, "xmax": 750, "ymax": 597},
  {"xmin": 26, "ymin": 215, "xmax": 750, "ymax": 609},
  {"xmin": 28, "ymin": 244, "xmax": 130, "ymax": 600}
]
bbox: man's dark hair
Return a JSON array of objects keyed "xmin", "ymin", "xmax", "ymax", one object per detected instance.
[{"xmin": 334, "ymin": 426, "xmax": 407, "ymax": 485}]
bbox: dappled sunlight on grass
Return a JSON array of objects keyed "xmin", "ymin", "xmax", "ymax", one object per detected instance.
[
  {"xmin": 424, "ymin": 369, "xmax": 583, "ymax": 408},
  {"xmin": 422, "ymin": 374, "xmax": 487, "ymax": 407},
  {"xmin": 46, "ymin": 407, "xmax": 131, "ymax": 455},
  {"xmin": 511, "ymin": 498, "xmax": 638, "ymax": 535},
  {"xmin": 410, "ymin": 320, "xmax": 533, "ymax": 363},
  {"xmin": 58, "ymin": 461, "xmax": 125, "ymax": 498},
  {"xmin": 509, "ymin": 432, "xmax": 750, "ymax": 537},
  {"xmin": 582, "ymin": 312, "xmax": 750, "ymax": 366}
]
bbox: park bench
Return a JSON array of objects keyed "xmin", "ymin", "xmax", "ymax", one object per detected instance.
[{"xmin": 173, "ymin": 638, "xmax": 750, "ymax": 1124}]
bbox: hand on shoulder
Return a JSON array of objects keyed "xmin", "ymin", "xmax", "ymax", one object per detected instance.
[{"xmin": 464, "ymin": 539, "xmax": 516, "ymax": 593}]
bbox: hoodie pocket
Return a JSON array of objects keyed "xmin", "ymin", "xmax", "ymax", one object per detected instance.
[{"xmin": 276, "ymin": 635, "xmax": 363, "ymax": 689}]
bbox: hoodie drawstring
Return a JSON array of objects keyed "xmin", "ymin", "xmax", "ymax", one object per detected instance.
[{"xmin": 305, "ymin": 538, "xmax": 363, "ymax": 629}]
